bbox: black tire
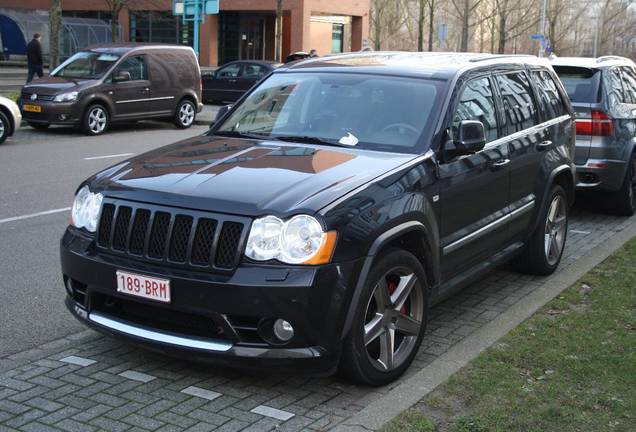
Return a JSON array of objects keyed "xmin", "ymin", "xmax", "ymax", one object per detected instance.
[
  {"xmin": 174, "ymin": 99, "xmax": 196, "ymax": 129},
  {"xmin": 339, "ymin": 248, "xmax": 428, "ymax": 386},
  {"xmin": 82, "ymin": 104, "xmax": 109, "ymax": 136},
  {"xmin": 0, "ymin": 111, "xmax": 9, "ymax": 144},
  {"xmin": 27, "ymin": 121, "xmax": 50, "ymax": 130},
  {"xmin": 608, "ymin": 153, "xmax": 636, "ymax": 216},
  {"xmin": 513, "ymin": 185, "xmax": 569, "ymax": 275}
]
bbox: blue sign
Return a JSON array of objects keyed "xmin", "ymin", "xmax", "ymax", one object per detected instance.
[
  {"xmin": 172, "ymin": 0, "xmax": 219, "ymax": 58},
  {"xmin": 438, "ymin": 23, "xmax": 448, "ymax": 42},
  {"xmin": 531, "ymin": 34, "xmax": 545, "ymax": 40}
]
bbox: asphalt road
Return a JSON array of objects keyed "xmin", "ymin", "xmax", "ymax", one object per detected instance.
[{"xmin": 0, "ymin": 121, "xmax": 210, "ymax": 357}]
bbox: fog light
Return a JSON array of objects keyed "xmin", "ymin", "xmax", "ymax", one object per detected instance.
[
  {"xmin": 273, "ymin": 319, "xmax": 294, "ymax": 342},
  {"xmin": 64, "ymin": 277, "xmax": 73, "ymax": 295}
]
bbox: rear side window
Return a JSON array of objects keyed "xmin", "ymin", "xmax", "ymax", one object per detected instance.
[
  {"xmin": 605, "ymin": 68, "xmax": 626, "ymax": 108},
  {"xmin": 620, "ymin": 67, "xmax": 636, "ymax": 104},
  {"xmin": 243, "ymin": 64, "xmax": 268, "ymax": 78},
  {"xmin": 553, "ymin": 66, "xmax": 601, "ymax": 103},
  {"xmin": 495, "ymin": 72, "xmax": 538, "ymax": 134},
  {"xmin": 452, "ymin": 77, "xmax": 499, "ymax": 143},
  {"xmin": 531, "ymin": 70, "xmax": 567, "ymax": 119}
]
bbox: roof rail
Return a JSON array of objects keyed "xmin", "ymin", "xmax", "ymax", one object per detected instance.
[
  {"xmin": 596, "ymin": 55, "xmax": 632, "ymax": 63},
  {"xmin": 469, "ymin": 54, "xmax": 537, "ymax": 63}
]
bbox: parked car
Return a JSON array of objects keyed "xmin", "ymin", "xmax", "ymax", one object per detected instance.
[
  {"xmin": 202, "ymin": 60, "xmax": 278, "ymax": 103},
  {"xmin": 0, "ymin": 95, "xmax": 21, "ymax": 145},
  {"xmin": 551, "ymin": 56, "xmax": 636, "ymax": 215},
  {"xmin": 61, "ymin": 52, "xmax": 575, "ymax": 386},
  {"xmin": 19, "ymin": 43, "xmax": 202, "ymax": 136}
]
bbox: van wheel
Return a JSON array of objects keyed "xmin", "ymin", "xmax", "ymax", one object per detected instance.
[
  {"xmin": 513, "ymin": 185, "xmax": 568, "ymax": 275},
  {"xmin": 340, "ymin": 248, "xmax": 428, "ymax": 386},
  {"xmin": 82, "ymin": 104, "xmax": 109, "ymax": 136},
  {"xmin": 174, "ymin": 99, "xmax": 196, "ymax": 129},
  {"xmin": 0, "ymin": 111, "xmax": 9, "ymax": 144},
  {"xmin": 609, "ymin": 153, "xmax": 636, "ymax": 216},
  {"xmin": 27, "ymin": 121, "xmax": 50, "ymax": 130}
]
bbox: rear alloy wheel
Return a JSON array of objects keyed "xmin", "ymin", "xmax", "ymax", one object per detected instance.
[
  {"xmin": 0, "ymin": 111, "xmax": 8, "ymax": 144},
  {"xmin": 174, "ymin": 99, "xmax": 196, "ymax": 129},
  {"xmin": 609, "ymin": 153, "xmax": 636, "ymax": 216},
  {"xmin": 340, "ymin": 249, "xmax": 428, "ymax": 386},
  {"xmin": 82, "ymin": 105, "xmax": 109, "ymax": 136},
  {"xmin": 513, "ymin": 185, "xmax": 569, "ymax": 275}
]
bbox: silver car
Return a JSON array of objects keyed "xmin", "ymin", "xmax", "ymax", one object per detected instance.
[
  {"xmin": 0, "ymin": 95, "xmax": 21, "ymax": 145},
  {"xmin": 552, "ymin": 56, "xmax": 636, "ymax": 215}
]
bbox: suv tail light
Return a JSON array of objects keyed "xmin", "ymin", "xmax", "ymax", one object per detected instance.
[{"xmin": 576, "ymin": 110, "xmax": 614, "ymax": 136}]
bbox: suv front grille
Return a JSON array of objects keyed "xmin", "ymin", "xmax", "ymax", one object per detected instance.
[{"xmin": 96, "ymin": 199, "xmax": 249, "ymax": 273}]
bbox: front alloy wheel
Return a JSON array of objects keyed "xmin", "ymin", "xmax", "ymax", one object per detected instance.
[
  {"xmin": 83, "ymin": 105, "xmax": 109, "ymax": 135},
  {"xmin": 340, "ymin": 249, "xmax": 427, "ymax": 386}
]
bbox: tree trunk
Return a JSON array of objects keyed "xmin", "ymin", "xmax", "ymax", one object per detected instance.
[
  {"xmin": 498, "ymin": 11, "xmax": 506, "ymax": 53},
  {"xmin": 418, "ymin": 0, "xmax": 425, "ymax": 51},
  {"xmin": 374, "ymin": 3, "xmax": 382, "ymax": 50},
  {"xmin": 460, "ymin": 0, "xmax": 470, "ymax": 51},
  {"xmin": 49, "ymin": 0, "xmax": 62, "ymax": 68},
  {"xmin": 275, "ymin": 0, "xmax": 283, "ymax": 61},
  {"xmin": 427, "ymin": 0, "xmax": 435, "ymax": 51}
]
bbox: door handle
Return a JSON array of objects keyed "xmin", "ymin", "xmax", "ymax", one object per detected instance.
[
  {"xmin": 228, "ymin": 79, "xmax": 237, "ymax": 83},
  {"xmin": 143, "ymin": 87, "xmax": 150, "ymax": 92},
  {"xmin": 536, "ymin": 140, "xmax": 553, "ymax": 151},
  {"xmin": 490, "ymin": 159, "xmax": 510, "ymax": 171}
]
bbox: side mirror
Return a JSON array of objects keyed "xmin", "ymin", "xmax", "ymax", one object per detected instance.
[
  {"xmin": 454, "ymin": 120, "xmax": 486, "ymax": 155},
  {"xmin": 113, "ymin": 71, "xmax": 131, "ymax": 83},
  {"xmin": 210, "ymin": 104, "xmax": 232, "ymax": 128}
]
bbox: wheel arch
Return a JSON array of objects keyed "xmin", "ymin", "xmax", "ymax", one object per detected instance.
[
  {"xmin": 340, "ymin": 221, "xmax": 439, "ymax": 340},
  {"xmin": 0, "ymin": 105, "xmax": 15, "ymax": 136}
]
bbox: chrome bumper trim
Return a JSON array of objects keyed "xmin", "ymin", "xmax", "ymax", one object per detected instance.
[{"xmin": 89, "ymin": 312, "xmax": 233, "ymax": 352}]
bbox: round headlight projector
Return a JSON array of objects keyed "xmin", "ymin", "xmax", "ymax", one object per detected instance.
[{"xmin": 273, "ymin": 319, "xmax": 294, "ymax": 342}]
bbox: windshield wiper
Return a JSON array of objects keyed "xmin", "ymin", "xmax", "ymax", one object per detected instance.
[
  {"xmin": 213, "ymin": 130, "xmax": 269, "ymax": 140},
  {"xmin": 272, "ymin": 135, "xmax": 351, "ymax": 147}
]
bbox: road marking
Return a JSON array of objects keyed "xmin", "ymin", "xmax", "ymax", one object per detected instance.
[
  {"xmin": 118, "ymin": 370, "xmax": 156, "ymax": 383},
  {"xmin": 83, "ymin": 153, "xmax": 134, "ymax": 161},
  {"xmin": 0, "ymin": 207, "xmax": 71, "ymax": 225},
  {"xmin": 180, "ymin": 386, "xmax": 222, "ymax": 401},
  {"xmin": 251, "ymin": 405, "xmax": 295, "ymax": 421},
  {"xmin": 570, "ymin": 230, "xmax": 591, "ymax": 235},
  {"xmin": 59, "ymin": 356, "xmax": 96, "ymax": 367}
]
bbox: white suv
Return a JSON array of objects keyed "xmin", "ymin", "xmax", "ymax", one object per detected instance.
[{"xmin": 0, "ymin": 95, "xmax": 21, "ymax": 145}]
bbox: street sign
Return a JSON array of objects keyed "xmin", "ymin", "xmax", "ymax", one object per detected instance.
[
  {"xmin": 531, "ymin": 34, "xmax": 545, "ymax": 40},
  {"xmin": 172, "ymin": 0, "xmax": 219, "ymax": 58}
]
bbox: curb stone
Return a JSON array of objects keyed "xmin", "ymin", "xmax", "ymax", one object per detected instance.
[{"xmin": 331, "ymin": 217, "xmax": 636, "ymax": 431}]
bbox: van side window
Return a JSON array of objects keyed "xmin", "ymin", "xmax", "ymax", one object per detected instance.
[
  {"xmin": 452, "ymin": 77, "xmax": 498, "ymax": 143},
  {"xmin": 531, "ymin": 70, "xmax": 566, "ymax": 119},
  {"xmin": 115, "ymin": 56, "xmax": 147, "ymax": 81},
  {"xmin": 495, "ymin": 73, "xmax": 538, "ymax": 134}
]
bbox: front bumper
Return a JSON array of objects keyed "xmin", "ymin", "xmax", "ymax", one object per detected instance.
[
  {"xmin": 19, "ymin": 99, "xmax": 81, "ymax": 125},
  {"xmin": 575, "ymin": 158, "xmax": 626, "ymax": 191},
  {"xmin": 61, "ymin": 227, "xmax": 363, "ymax": 373}
]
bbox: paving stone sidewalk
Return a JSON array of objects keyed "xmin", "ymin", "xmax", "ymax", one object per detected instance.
[{"xmin": 1, "ymin": 207, "xmax": 634, "ymax": 432}]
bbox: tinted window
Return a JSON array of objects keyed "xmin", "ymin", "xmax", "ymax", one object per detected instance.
[
  {"xmin": 216, "ymin": 73, "xmax": 445, "ymax": 153},
  {"xmin": 620, "ymin": 67, "xmax": 636, "ymax": 104},
  {"xmin": 531, "ymin": 70, "xmax": 567, "ymax": 119},
  {"xmin": 452, "ymin": 77, "xmax": 498, "ymax": 143},
  {"xmin": 115, "ymin": 56, "xmax": 147, "ymax": 81},
  {"xmin": 243, "ymin": 64, "xmax": 268, "ymax": 78},
  {"xmin": 605, "ymin": 68, "xmax": 625, "ymax": 108},
  {"xmin": 553, "ymin": 66, "xmax": 601, "ymax": 103},
  {"xmin": 218, "ymin": 63, "xmax": 241, "ymax": 78},
  {"xmin": 496, "ymin": 73, "xmax": 538, "ymax": 134}
]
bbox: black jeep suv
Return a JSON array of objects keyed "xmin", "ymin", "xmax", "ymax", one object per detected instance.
[{"xmin": 61, "ymin": 52, "xmax": 575, "ymax": 386}]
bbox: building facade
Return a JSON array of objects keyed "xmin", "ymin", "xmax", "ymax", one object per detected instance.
[{"xmin": 1, "ymin": 0, "xmax": 369, "ymax": 66}]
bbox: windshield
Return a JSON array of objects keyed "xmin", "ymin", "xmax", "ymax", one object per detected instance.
[
  {"xmin": 553, "ymin": 66, "xmax": 601, "ymax": 103},
  {"xmin": 51, "ymin": 51, "xmax": 120, "ymax": 79},
  {"xmin": 214, "ymin": 72, "xmax": 445, "ymax": 153}
]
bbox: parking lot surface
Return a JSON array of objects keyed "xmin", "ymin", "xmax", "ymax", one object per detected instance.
[{"xmin": 2, "ymin": 209, "xmax": 634, "ymax": 431}]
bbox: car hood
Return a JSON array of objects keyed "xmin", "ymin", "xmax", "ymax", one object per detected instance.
[
  {"xmin": 92, "ymin": 135, "xmax": 416, "ymax": 217},
  {"xmin": 22, "ymin": 76, "xmax": 97, "ymax": 95}
]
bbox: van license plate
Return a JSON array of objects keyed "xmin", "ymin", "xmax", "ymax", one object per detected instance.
[
  {"xmin": 23, "ymin": 104, "xmax": 42, "ymax": 113},
  {"xmin": 116, "ymin": 270, "xmax": 171, "ymax": 303}
]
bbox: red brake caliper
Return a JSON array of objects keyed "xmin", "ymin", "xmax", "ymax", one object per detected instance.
[{"xmin": 387, "ymin": 279, "xmax": 408, "ymax": 315}]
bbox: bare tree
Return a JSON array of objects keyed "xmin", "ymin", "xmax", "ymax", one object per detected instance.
[
  {"xmin": 104, "ymin": 0, "xmax": 127, "ymax": 42},
  {"xmin": 450, "ymin": 0, "xmax": 484, "ymax": 51},
  {"xmin": 49, "ymin": 0, "xmax": 62, "ymax": 68},
  {"xmin": 494, "ymin": 0, "xmax": 539, "ymax": 54}
]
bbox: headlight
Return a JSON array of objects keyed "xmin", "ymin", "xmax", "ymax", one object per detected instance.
[
  {"xmin": 54, "ymin": 91, "xmax": 78, "ymax": 102},
  {"xmin": 71, "ymin": 186, "xmax": 103, "ymax": 232},
  {"xmin": 245, "ymin": 215, "xmax": 337, "ymax": 265}
]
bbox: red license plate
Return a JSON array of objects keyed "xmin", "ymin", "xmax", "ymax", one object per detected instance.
[{"xmin": 116, "ymin": 270, "xmax": 171, "ymax": 303}]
